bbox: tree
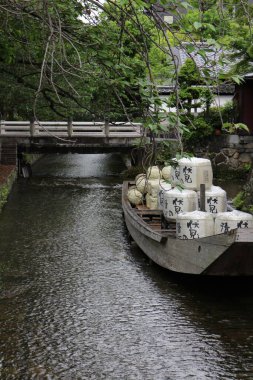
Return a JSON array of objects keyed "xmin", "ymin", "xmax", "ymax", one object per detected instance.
[
  {"xmin": 0, "ymin": 0, "xmax": 252, "ymax": 141},
  {"xmin": 0, "ymin": 0, "xmax": 151, "ymax": 120}
]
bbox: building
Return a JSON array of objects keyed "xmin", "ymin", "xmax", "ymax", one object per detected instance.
[{"xmin": 235, "ymin": 73, "xmax": 253, "ymax": 134}]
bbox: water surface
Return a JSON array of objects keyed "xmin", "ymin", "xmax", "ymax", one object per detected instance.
[{"xmin": 0, "ymin": 154, "xmax": 253, "ymax": 379}]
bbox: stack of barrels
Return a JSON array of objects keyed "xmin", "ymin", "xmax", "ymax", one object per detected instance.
[{"xmin": 127, "ymin": 157, "xmax": 253, "ymax": 239}]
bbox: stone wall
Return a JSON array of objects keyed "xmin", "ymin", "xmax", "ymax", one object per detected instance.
[
  {"xmin": 196, "ymin": 135, "xmax": 253, "ymax": 172},
  {"xmin": 0, "ymin": 140, "xmax": 17, "ymax": 165},
  {"xmin": 0, "ymin": 166, "xmax": 17, "ymax": 212}
]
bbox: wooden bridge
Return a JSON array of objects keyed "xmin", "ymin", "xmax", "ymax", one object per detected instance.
[{"xmin": 0, "ymin": 120, "xmax": 144, "ymax": 165}]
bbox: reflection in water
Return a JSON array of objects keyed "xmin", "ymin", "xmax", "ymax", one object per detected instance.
[{"xmin": 0, "ymin": 154, "xmax": 253, "ymax": 379}]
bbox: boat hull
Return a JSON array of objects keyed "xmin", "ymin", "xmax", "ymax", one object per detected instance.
[{"xmin": 122, "ymin": 182, "xmax": 253, "ymax": 276}]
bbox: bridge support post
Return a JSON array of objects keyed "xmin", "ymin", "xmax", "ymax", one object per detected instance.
[
  {"xmin": 0, "ymin": 120, "xmax": 5, "ymax": 135},
  {"xmin": 30, "ymin": 117, "xmax": 39, "ymax": 137},
  {"xmin": 104, "ymin": 120, "xmax": 109, "ymax": 138},
  {"xmin": 0, "ymin": 140, "xmax": 17, "ymax": 166},
  {"xmin": 68, "ymin": 117, "xmax": 73, "ymax": 137}
]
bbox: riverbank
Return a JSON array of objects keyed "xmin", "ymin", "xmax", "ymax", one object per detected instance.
[{"xmin": 0, "ymin": 165, "xmax": 17, "ymax": 212}]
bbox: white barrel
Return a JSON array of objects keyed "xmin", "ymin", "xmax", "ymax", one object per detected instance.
[
  {"xmin": 135, "ymin": 174, "xmax": 147, "ymax": 194},
  {"xmin": 157, "ymin": 181, "xmax": 172, "ymax": 209},
  {"xmin": 162, "ymin": 166, "xmax": 172, "ymax": 180},
  {"xmin": 163, "ymin": 188, "xmax": 198, "ymax": 220},
  {"xmin": 179, "ymin": 157, "xmax": 213, "ymax": 191},
  {"xmin": 176, "ymin": 211, "xmax": 214, "ymax": 239},
  {"xmin": 146, "ymin": 166, "xmax": 161, "ymax": 180},
  {"xmin": 147, "ymin": 179, "xmax": 160, "ymax": 197},
  {"xmin": 146, "ymin": 194, "xmax": 158, "ymax": 210},
  {"xmin": 198, "ymin": 185, "xmax": 227, "ymax": 213},
  {"xmin": 215, "ymin": 210, "xmax": 253, "ymax": 234},
  {"xmin": 127, "ymin": 188, "xmax": 143, "ymax": 205}
]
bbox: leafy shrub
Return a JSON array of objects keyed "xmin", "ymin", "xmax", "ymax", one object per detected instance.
[
  {"xmin": 182, "ymin": 116, "xmax": 213, "ymax": 145},
  {"xmin": 222, "ymin": 122, "xmax": 249, "ymax": 134},
  {"xmin": 205, "ymin": 101, "xmax": 236, "ymax": 130}
]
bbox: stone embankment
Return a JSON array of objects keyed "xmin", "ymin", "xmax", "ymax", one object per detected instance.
[
  {"xmin": 210, "ymin": 135, "xmax": 253, "ymax": 171},
  {"xmin": 0, "ymin": 165, "xmax": 17, "ymax": 212},
  {"xmin": 194, "ymin": 135, "xmax": 253, "ymax": 176}
]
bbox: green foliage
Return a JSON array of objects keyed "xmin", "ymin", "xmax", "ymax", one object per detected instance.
[
  {"xmin": 232, "ymin": 168, "xmax": 253, "ymax": 214},
  {"xmin": 233, "ymin": 190, "xmax": 253, "ymax": 214},
  {"xmin": 0, "ymin": 0, "xmax": 153, "ymax": 121},
  {"xmin": 121, "ymin": 165, "xmax": 144, "ymax": 179},
  {"xmin": 148, "ymin": 43, "xmax": 174, "ymax": 85},
  {"xmin": 233, "ymin": 191, "xmax": 245, "ymax": 209},
  {"xmin": 0, "ymin": 185, "xmax": 9, "ymax": 210},
  {"xmin": 181, "ymin": 2, "xmax": 230, "ymax": 40},
  {"xmin": 178, "ymin": 59, "xmax": 203, "ymax": 86},
  {"xmin": 222, "ymin": 122, "xmax": 250, "ymax": 134},
  {"xmin": 205, "ymin": 101, "xmax": 236, "ymax": 130},
  {"xmin": 182, "ymin": 116, "xmax": 213, "ymax": 146},
  {"xmin": 0, "ymin": 0, "xmax": 252, "ymax": 146},
  {"xmin": 169, "ymin": 59, "xmax": 214, "ymax": 119},
  {"xmin": 155, "ymin": 140, "xmax": 181, "ymax": 165},
  {"xmin": 0, "ymin": 170, "xmax": 16, "ymax": 212},
  {"xmin": 243, "ymin": 163, "xmax": 252, "ymax": 173}
]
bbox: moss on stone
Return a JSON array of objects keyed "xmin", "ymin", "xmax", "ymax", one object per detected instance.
[
  {"xmin": 22, "ymin": 153, "xmax": 42, "ymax": 165},
  {"xmin": 0, "ymin": 169, "xmax": 16, "ymax": 212},
  {"xmin": 213, "ymin": 166, "xmax": 249, "ymax": 181},
  {"xmin": 233, "ymin": 170, "xmax": 253, "ymax": 214},
  {"xmin": 233, "ymin": 191, "xmax": 246, "ymax": 209}
]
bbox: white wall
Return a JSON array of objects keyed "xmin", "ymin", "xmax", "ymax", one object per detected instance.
[{"xmin": 159, "ymin": 94, "xmax": 233, "ymax": 114}]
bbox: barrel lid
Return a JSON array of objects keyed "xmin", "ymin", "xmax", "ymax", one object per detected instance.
[
  {"xmin": 216, "ymin": 210, "xmax": 253, "ymax": 220},
  {"xmin": 177, "ymin": 210, "xmax": 214, "ymax": 220},
  {"xmin": 164, "ymin": 188, "xmax": 197, "ymax": 196},
  {"xmin": 179, "ymin": 157, "xmax": 211, "ymax": 166},
  {"xmin": 198, "ymin": 185, "xmax": 226, "ymax": 196}
]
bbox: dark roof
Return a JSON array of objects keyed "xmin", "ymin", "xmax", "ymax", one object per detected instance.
[{"xmin": 172, "ymin": 44, "xmax": 231, "ymax": 76}]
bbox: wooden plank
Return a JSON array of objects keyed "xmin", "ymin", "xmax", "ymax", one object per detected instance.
[
  {"xmin": 136, "ymin": 210, "xmax": 162, "ymax": 216},
  {"xmin": 36, "ymin": 127, "xmax": 68, "ymax": 133},
  {"xmin": 109, "ymin": 133, "xmax": 142, "ymax": 137},
  {"xmin": 72, "ymin": 122, "xmax": 104, "ymax": 126},
  {"xmin": 35, "ymin": 125, "xmax": 64, "ymax": 130},
  {"xmin": 113, "ymin": 122, "xmax": 142, "ymax": 126},
  {"xmin": 34, "ymin": 132, "xmax": 68, "ymax": 136},
  {"xmin": 143, "ymin": 221, "xmax": 162, "ymax": 225},
  {"xmin": 72, "ymin": 127, "xmax": 104, "ymax": 131},
  {"xmin": 110, "ymin": 129, "xmax": 139, "ymax": 132},
  {"xmin": 4, "ymin": 125, "xmax": 30, "ymax": 130},
  {"xmin": 72, "ymin": 132, "xmax": 105, "ymax": 136},
  {"xmin": 4, "ymin": 121, "xmax": 30, "ymax": 125},
  {"xmin": 38, "ymin": 122, "xmax": 67, "ymax": 126},
  {"xmin": 109, "ymin": 126, "xmax": 140, "ymax": 130}
]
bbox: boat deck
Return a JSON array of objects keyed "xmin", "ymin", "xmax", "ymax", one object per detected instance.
[{"xmin": 134, "ymin": 204, "xmax": 176, "ymax": 236}]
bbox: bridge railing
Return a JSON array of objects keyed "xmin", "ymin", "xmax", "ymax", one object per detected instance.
[{"xmin": 0, "ymin": 121, "xmax": 143, "ymax": 138}]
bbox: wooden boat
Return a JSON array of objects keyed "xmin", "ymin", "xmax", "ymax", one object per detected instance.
[{"xmin": 122, "ymin": 181, "xmax": 253, "ymax": 276}]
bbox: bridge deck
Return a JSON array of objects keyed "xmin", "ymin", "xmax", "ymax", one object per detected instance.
[{"xmin": 0, "ymin": 121, "xmax": 143, "ymax": 138}]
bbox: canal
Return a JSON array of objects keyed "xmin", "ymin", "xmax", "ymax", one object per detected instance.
[{"xmin": 0, "ymin": 153, "xmax": 253, "ymax": 379}]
